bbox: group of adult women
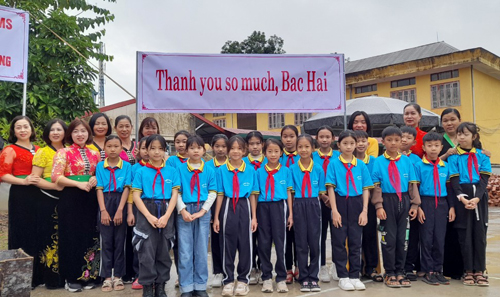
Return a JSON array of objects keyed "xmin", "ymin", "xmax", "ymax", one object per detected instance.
[{"xmin": 0, "ymin": 113, "xmax": 160, "ymax": 290}]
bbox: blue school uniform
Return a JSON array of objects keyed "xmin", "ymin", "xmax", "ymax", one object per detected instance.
[
  {"xmin": 371, "ymin": 152, "xmax": 418, "ymax": 194},
  {"xmin": 165, "ymin": 154, "xmax": 188, "ymax": 169},
  {"xmin": 414, "ymin": 156, "xmax": 449, "ymax": 198},
  {"xmin": 243, "ymin": 155, "xmax": 268, "ymax": 171},
  {"xmin": 132, "ymin": 161, "xmax": 180, "ymax": 199},
  {"xmin": 280, "ymin": 149, "xmax": 300, "ymax": 168},
  {"xmin": 253, "ymin": 164, "xmax": 292, "ymax": 202},
  {"xmin": 448, "ymin": 147, "xmax": 491, "ymax": 184},
  {"xmin": 358, "ymin": 154, "xmax": 376, "ymax": 173},
  {"xmin": 312, "ymin": 149, "xmax": 340, "ymax": 175},
  {"xmin": 216, "ymin": 162, "xmax": 257, "ymax": 199},
  {"xmin": 177, "ymin": 160, "xmax": 217, "ymax": 204},
  {"xmin": 325, "ymin": 156, "xmax": 373, "ymax": 197},
  {"xmin": 96, "ymin": 158, "xmax": 132, "ymax": 192},
  {"xmin": 205, "ymin": 157, "xmax": 228, "ymax": 173},
  {"xmin": 289, "ymin": 159, "xmax": 326, "ymax": 198},
  {"xmin": 403, "ymin": 151, "xmax": 422, "ymax": 167}
]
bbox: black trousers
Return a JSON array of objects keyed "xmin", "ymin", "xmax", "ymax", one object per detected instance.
[
  {"xmin": 285, "ymin": 226, "xmax": 296, "ymax": 270},
  {"xmin": 252, "ymin": 231, "xmax": 260, "ymax": 270},
  {"xmin": 257, "ymin": 200, "xmax": 287, "ymax": 282},
  {"xmin": 419, "ymin": 196, "xmax": 448, "ymax": 273},
  {"xmin": 362, "ymin": 202, "xmax": 379, "ymax": 274},
  {"xmin": 320, "ymin": 199, "xmax": 334, "ymax": 266},
  {"xmin": 294, "ymin": 198, "xmax": 321, "ymax": 283},
  {"xmin": 124, "ymin": 205, "xmax": 139, "ymax": 280},
  {"xmin": 98, "ymin": 192, "xmax": 127, "ymax": 278},
  {"xmin": 211, "ymin": 203, "xmax": 223, "ymax": 275},
  {"xmin": 443, "ymin": 185, "xmax": 463, "ymax": 279},
  {"xmin": 405, "ymin": 219, "xmax": 420, "ymax": 272},
  {"xmin": 379, "ymin": 193, "xmax": 410, "ymax": 276},
  {"xmin": 135, "ymin": 199, "xmax": 174, "ymax": 285},
  {"xmin": 332, "ymin": 194, "xmax": 363, "ymax": 279},
  {"xmin": 220, "ymin": 197, "xmax": 252, "ymax": 284}
]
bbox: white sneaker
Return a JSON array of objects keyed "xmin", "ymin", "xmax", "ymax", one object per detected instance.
[
  {"xmin": 319, "ymin": 265, "xmax": 330, "ymax": 283},
  {"xmin": 234, "ymin": 282, "xmax": 249, "ymax": 296},
  {"xmin": 222, "ymin": 283, "xmax": 234, "ymax": 297},
  {"xmin": 338, "ymin": 278, "xmax": 355, "ymax": 291},
  {"xmin": 350, "ymin": 278, "xmax": 366, "ymax": 290},
  {"xmin": 330, "ymin": 264, "xmax": 339, "ymax": 281},
  {"xmin": 249, "ymin": 268, "xmax": 258, "ymax": 285},
  {"xmin": 261, "ymin": 279, "xmax": 273, "ymax": 293},
  {"xmin": 276, "ymin": 281, "xmax": 288, "ymax": 293},
  {"xmin": 212, "ymin": 273, "xmax": 223, "ymax": 288}
]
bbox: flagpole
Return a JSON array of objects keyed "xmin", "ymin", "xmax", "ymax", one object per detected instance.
[{"xmin": 22, "ymin": 82, "xmax": 27, "ymax": 116}]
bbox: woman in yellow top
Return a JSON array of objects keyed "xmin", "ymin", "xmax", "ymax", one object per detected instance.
[
  {"xmin": 31, "ymin": 119, "xmax": 68, "ymax": 289},
  {"xmin": 348, "ymin": 111, "xmax": 379, "ymax": 157}
]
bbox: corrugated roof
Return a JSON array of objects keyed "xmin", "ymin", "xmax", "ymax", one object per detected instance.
[{"xmin": 345, "ymin": 41, "xmax": 459, "ymax": 74}]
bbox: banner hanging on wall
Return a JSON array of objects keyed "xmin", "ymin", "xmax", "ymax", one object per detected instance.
[
  {"xmin": 137, "ymin": 52, "xmax": 345, "ymax": 113},
  {"xmin": 0, "ymin": 5, "xmax": 29, "ymax": 83}
]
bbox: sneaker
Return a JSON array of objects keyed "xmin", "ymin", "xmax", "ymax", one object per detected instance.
[
  {"xmin": 82, "ymin": 282, "xmax": 95, "ymax": 290},
  {"xmin": 406, "ymin": 271, "xmax": 417, "ymax": 281},
  {"xmin": 319, "ymin": 266, "xmax": 330, "ymax": 283},
  {"xmin": 234, "ymin": 282, "xmax": 249, "ymax": 296},
  {"xmin": 122, "ymin": 277, "xmax": 134, "ymax": 284},
  {"xmin": 422, "ymin": 273, "xmax": 439, "ymax": 285},
  {"xmin": 276, "ymin": 281, "xmax": 288, "ymax": 293},
  {"xmin": 222, "ymin": 283, "xmax": 234, "ymax": 297},
  {"xmin": 212, "ymin": 274, "xmax": 223, "ymax": 288},
  {"xmin": 181, "ymin": 293, "xmax": 193, "ymax": 297},
  {"xmin": 65, "ymin": 282, "xmax": 83, "ymax": 293},
  {"xmin": 300, "ymin": 281, "xmax": 310, "ymax": 292},
  {"xmin": 338, "ymin": 278, "xmax": 355, "ymax": 291},
  {"xmin": 350, "ymin": 279, "xmax": 366, "ymax": 290},
  {"xmin": 435, "ymin": 272, "xmax": 450, "ymax": 285},
  {"xmin": 132, "ymin": 278, "xmax": 143, "ymax": 290},
  {"xmin": 309, "ymin": 281, "xmax": 321, "ymax": 292},
  {"xmin": 330, "ymin": 264, "xmax": 339, "ymax": 281},
  {"xmin": 249, "ymin": 269, "xmax": 258, "ymax": 285},
  {"xmin": 261, "ymin": 279, "xmax": 273, "ymax": 293}
]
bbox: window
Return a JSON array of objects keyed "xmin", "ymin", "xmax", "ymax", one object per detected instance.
[
  {"xmin": 431, "ymin": 70, "xmax": 459, "ymax": 82},
  {"xmin": 294, "ymin": 113, "xmax": 312, "ymax": 125},
  {"xmin": 431, "ymin": 81, "xmax": 460, "ymax": 108},
  {"xmin": 391, "ymin": 77, "xmax": 416, "ymax": 88},
  {"xmin": 214, "ymin": 119, "xmax": 226, "ymax": 128},
  {"xmin": 390, "ymin": 89, "xmax": 416, "ymax": 103},
  {"xmin": 268, "ymin": 113, "xmax": 285, "ymax": 129},
  {"xmin": 355, "ymin": 84, "xmax": 377, "ymax": 94},
  {"xmin": 213, "ymin": 113, "xmax": 225, "ymax": 117}
]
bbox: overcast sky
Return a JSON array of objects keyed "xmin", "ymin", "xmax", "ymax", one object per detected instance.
[{"xmin": 94, "ymin": 0, "xmax": 500, "ymax": 106}]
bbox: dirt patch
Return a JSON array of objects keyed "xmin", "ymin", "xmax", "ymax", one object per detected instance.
[{"xmin": 0, "ymin": 211, "xmax": 7, "ymax": 250}]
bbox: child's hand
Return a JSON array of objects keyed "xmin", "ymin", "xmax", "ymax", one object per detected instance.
[
  {"xmin": 147, "ymin": 214, "xmax": 159, "ymax": 228},
  {"xmin": 191, "ymin": 210, "xmax": 207, "ymax": 220},
  {"xmin": 448, "ymin": 207, "xmax": 456, "ymax": 222},
  {"xmin": 332, "ymin": 210, "xmax": 342, "ymax": 228},
  {"xmin": 114, "ymin": 209, "xmax": 123, "ymax": 226},
  {"xmin": 287, "ymin": 215, "xmax": 293, "ymax": 230},
  {"xmin": 409, "ymin": 208, "xmax": 417, "ymax": 220},
  {"xmin": 127, "ymin": 212, "xmax": 135, "ymax": 226},
  {"xmin": 324, "ymin": 199, "xmax": 331, "ymax": 208},
  {"xmin": 77, "ymin": 181, "xmax": 90, "ymax": 192},
  {"xmin": 157, "ymin": 214, "xmax": 170, "ymax": 229},
  {"xmin": 417, "ymin": 208, "xmax": 426, "ymax": 224},
  {"xmin": 358, "ymin": 210, "xmax": 367, "ymax": 226},
  {"xmin": 251, "ymin": 218, "xmax": 258, "ymax": 233},
  {"xmin": 213, "ymin": 218, "xmax": 220, "ymax": 233},
  {"xmin": 376, "ymin": 208, "xmax": 387, "ymax": 220},
  {"xmin": 89, "ymin": 176, "xmax": 97, "ymax": 188},
  {"xmin": 181, "ymin": 209, "xmax": 194, "ymax": 222},
  {"xmin": 101, "ymin": 210, "xmax": 112, "ymax": 226}
]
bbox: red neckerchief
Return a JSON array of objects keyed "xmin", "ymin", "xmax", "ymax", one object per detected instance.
[
  {"xmin": 139, "ymin": 159, "xmax": 147, "ymax": 166},
  {"xmin": 464, "ymin": 152, "xmax": 479, "ymax": 183},
  {"xmin": 284, "ymin": 150, "xmax": 296, "ymax": 167},
  {"xmin": 177, "ymin": 154, "xmax": 188, "ymax": 164},
  {"xmin": 265, "ymin": 165, "xmax": 280, "ymax": 201},
  {"xmin": 146, "ymin": 162, "xmax": 165, "ymax": 199},
  {"xmin": 232, "ymin": 169, "xmax": 240, "ymax": 212},
  {"xmin": 107, "ymin": 167, "xmax": 117, "ymax": 192},
  {"xmin": 299, "ymin": 160, "xmax": 313, "ymax": 198},
  {"xmin": 251, "ymin": 160, "xmax": 262, "ymax": 170},
  {"xmin": 427, "ymin": 157, "xmax": 442, "ymax": 208},
  {"xmin": 321, "ymin": 155, "xmax": 330, "ymax": 176},
  {"xmin": 343, "ymin": 162, "xmax": 358, "ymax": 199},
  {"xmin": 387, "ymin": 153, "xmax": 402, "ymax": 201},
  {"xmin": 190, "ymin": 169, "xmax": 202, "ymax": 207}
]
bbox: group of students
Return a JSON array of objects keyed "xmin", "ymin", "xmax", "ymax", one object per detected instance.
[{"xmin": 0, "ymin": 105, "xmax": 492, "ymax": 297}]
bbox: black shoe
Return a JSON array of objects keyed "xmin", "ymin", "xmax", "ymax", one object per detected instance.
[
  {"xmin": 434, "ymin": 272, "xmax": 450, "ymax": 285},
  {"xmin": 300, "ymin": 281, "xmax": 310, "ymax": 292},
  {"xmin": 193, "ymin": 290, "xmax": 209, "ymax": 297},
  {"xmin": 422, "ymin": 273, "xmax": 439, "ymax": 285},
  {"xmin": 143, "ymin": 284, "xmax": 155, "ymax": 297},
  {"xmin": 309, "ymin": 281, "xmax": 321, "ymax": 292},
  {"xmin": 65, "ymin": 282, "xmax": 82, "ymax": 293},
  {"xmin": 155, "ymin": 282, "xmax": 167, "ymax": 297},
  {"xmin": 405, "ymin": 271, "xmax": 417, "ymax": 281},
  {"xmin": 181, "ymin": 292, "xmax": 193, "ymax": 297}
]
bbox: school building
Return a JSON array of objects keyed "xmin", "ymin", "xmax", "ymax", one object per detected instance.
[{"xmin": 203, "ymin": 42, "xmax": 500, "ymax": 164}]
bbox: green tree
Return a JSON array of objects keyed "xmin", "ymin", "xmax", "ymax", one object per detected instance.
[
  {"xmin": 221, "ymin": 31, "xmax": 285, "ymax": 54},
  {"xmin": 0, "ymin": 0, "xmax": 114, "ymax": 130}
]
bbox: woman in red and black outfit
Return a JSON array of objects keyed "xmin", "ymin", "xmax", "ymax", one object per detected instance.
[{"xmin": 403, "ymin": 103, "xmax": 427, "ymax": 158}]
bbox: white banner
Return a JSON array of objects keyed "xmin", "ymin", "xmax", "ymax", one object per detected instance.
[
  {"xmin": 0, "ymin": 6, "xmax": 29, "ymax": 83},
  {"xmin": 137, "ymin": 52, "xmax": 345, "ymax": 113}
]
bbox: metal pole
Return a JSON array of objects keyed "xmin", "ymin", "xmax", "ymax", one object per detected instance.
[
  {"xmin": 135, "ymin": 51, "xmax": 140, "ymax": 142},
  {"xmin": 22, "ymin": 82, "xmax": 27, "ymax": 116},
  {"xmin": 343, "ymin": 55, "xmax": 347, "ymax": 130}
]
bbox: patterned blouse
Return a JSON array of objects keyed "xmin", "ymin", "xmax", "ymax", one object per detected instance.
[
  {"xmin": 87, "ymin": 142, "xmax": 106, "ymax": 161},
  {"xmin": 51, "ymin": 143, "xmax": 100, "ymax": 182},
  {"xmin": 32, "ymin": 146, "xmax": 58, "ymax": 179},
  {"xmin": 119, "ymin": 142, "xmax": 136, "ymax": 165},
  {"xmin": 0, "ymin": 144, "xmax": 39, "ymax": 178}
]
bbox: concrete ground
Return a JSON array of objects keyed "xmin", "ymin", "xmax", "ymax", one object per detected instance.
[{"xmin": 28, "ymin": 208, "xmax": 500, "ymax": 296}]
